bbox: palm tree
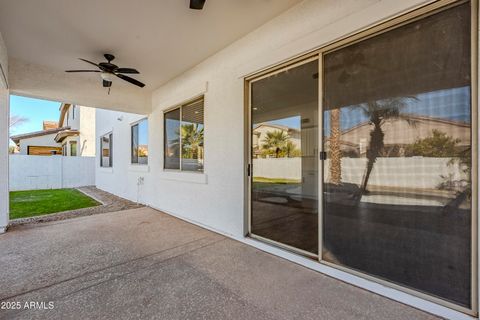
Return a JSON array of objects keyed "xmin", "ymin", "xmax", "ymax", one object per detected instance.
[
  {"xmin": 262, "ymin": 130, "xmax": 289, "ymax": 158},
  {"xmin": 329, "ymin": 109, "xmax": 342, "ymax": 184},
  {"xmin": 283, "ymin": 140, "xmax": 300, "ymax": 158},
  {"xmin": 181, "ymin": 123, "xmax": 204, "ymax": 159},
  {"xmin": 354, "ymin": 97, "xmax": 415, "ymax": 197}
]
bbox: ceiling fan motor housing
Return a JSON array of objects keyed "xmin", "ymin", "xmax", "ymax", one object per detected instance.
[
  {"xmin": 104, "ymin": 54, "xmax": 115, "ymax": 62},
  {"xmin": 190, "ymin": 0, "xmax": 206, "ymax": 10}
]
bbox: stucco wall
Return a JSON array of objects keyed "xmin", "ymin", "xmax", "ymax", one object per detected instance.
[
  {"xmin": 95, "ymin": 108, "xmax": 148, "ymax": 204},
  {"xmin": 9, "ymin": 155, "xmax": 95, "ymax": 191},
  {"xmin": 253, "ymin": 158, "xmax": 302, "ymax": 180},
  {"xmin": 67, "ymin": 105, "xmax": 79, "ymax": 129},
  {"xmin": 79, "ymin": 106, "xmax": 96, "ymax": 156},
  {"xmin": 0, "ymin": 32, "xmax": 7, "ymax": 89},
  {"xmin": 95, "ymin": 0, "xmax": 436, "ymax": 238}
]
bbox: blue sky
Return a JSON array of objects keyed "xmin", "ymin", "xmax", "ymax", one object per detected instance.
[
  {"xmin": 267, "ymin": 116, "xmax": 301, "ymax": 129},
  {"xmin": 9, "ymin": 95, "xmax": 61, "ymax": 137},
  {"xmin": 264, "ymin": 86, "xmax": 471, "ymax": 136}
]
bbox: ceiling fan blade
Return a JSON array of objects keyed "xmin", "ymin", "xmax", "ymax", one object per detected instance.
[
  {"xmin": 79, "ymin": 58, "xmax": 102, "ymax": 69},
  {"xmin": 115, "ymin": 74, "xmax": 145, "ymax": 88},
  {"xmin": 114, "ymin": 68, "xmax": 139, "ymax": 74},
  {"xmin": 65, "ymin": 70, "xmax": 100, "ymax": 73},
  {"xmin": 103, "ymin": 80, "xmax": 112, "ymax": 88},
  {"xmin": 190, "ymin": 0, "xmax": 206, "ymax": 10}
]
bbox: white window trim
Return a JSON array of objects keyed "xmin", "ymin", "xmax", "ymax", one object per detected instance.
[
  {"xmin": 99, "ymin": 130, "xmax": 113, "ymax": 168},
  {"xmin": 163, "ymin": 95, "xmax": 205, "ymax": 174},
  {"xmin": 128, "ymin": 164, "xmax": 150, "ymax": 172},
  {"xmin": 130, "ymin": 117, "xmax": 149, "ymax": 166},
  {"xmin": 99, "ymin": 167, "xmax": 113, "ymax": 173}
]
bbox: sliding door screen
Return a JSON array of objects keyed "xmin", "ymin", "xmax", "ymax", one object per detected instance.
[
  {"xmin": 322, "ymin": 2, "xmax": 472, "ymax": 307},
  {"xmin": 250, "ymin": 59, "xmax": 319, "ymax": 254}
]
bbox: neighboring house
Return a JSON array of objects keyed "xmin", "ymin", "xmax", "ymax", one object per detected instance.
[
  {"xmin": 252, "ymin": 123, "xmax": 300, "ymax": 158},
  {"xmin": 10, "ymin": 104, "xmax": 96, "ymax": 156},
  {"xmin": 325, "ymin": 115, "xmax": 471, "ymax": 157},
  {"xmin": 10, "ymin": 125, "xmax": 64, "ymax": 156}
]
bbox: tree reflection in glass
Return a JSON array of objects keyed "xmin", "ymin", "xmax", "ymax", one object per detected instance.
[{"xmin": 322, "ymin": 2, "xmax": 472, "ymax": 307}]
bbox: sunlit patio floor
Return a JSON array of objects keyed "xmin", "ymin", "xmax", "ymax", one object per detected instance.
[{"xmin": 0, "ymin": 207, "xmax": 440, "ymax": 319}]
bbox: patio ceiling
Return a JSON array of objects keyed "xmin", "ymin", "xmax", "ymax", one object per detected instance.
[{"xmin": 0, "ymin": 0, "xmax": 301, "ymax": 113}]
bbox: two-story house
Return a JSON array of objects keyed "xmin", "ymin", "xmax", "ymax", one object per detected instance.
[{"xmin": 10, "ymin": 103, "xmax": 95, "ymax": 156}]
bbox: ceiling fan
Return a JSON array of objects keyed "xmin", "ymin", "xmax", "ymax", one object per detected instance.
[
  {"xmin": 65, "ymin": 54, "xmax": 145, "ymax": 92},
  {"xmin": 190, "ymin": 0, "xmax": 206, "ymax": 10}
]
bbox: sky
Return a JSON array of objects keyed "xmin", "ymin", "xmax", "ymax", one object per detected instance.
[
  {"xmin": 264, "ymin": 86, "xmax": 471, "ymax": 136},
  {"xmin": 267, "ymin": 116, "xmax": 301, "ymax": 129},
  {"xmin": 9, "ymin": 95, "xmax": 61, "ymax": 137}
]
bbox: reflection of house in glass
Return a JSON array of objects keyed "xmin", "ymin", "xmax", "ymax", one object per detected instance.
[
  {"xmin": 325, "ymin": 114, "xmax": 470, "ymax": 158},
  {"xmin": 252, "ymin": 123, "xmax": 301, "ymax": 158}
]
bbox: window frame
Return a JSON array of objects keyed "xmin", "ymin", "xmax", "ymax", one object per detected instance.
[
  {"xmin": 163, "ymin": 96, "xmax": 205, "ymax": 173},
  {"xmin": 130, "ymin": 118, "xmax": 148, "ymax": 165},
  {"xmin": 100, "ymin": 132, "xmax": 113, "ymax": 168},
  {"xmin": 70, "ymin": 140, "xmax": 77, "ymax": 157}
]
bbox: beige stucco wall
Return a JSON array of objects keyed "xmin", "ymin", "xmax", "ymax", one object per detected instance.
[
  {"xmin": 97, "ymin": 0, "xmax": 444, "ymax": 239},
  {"xmin": 79, "ymin": 106, "xmax": 96, "ymax": 156}
]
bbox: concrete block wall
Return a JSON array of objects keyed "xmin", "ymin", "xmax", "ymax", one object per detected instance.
[{"xmin": 9, "ymin": 155, "xmax": 95, "ymax": 191}]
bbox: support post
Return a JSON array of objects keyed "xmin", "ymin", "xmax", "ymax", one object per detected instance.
[{"xmin": 0, "ymin": 88, "xmax": 9, "ymax": 233}]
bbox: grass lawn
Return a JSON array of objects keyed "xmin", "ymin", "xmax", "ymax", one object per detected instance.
[
  {"xmin": 10, "ymin": 188, "xmax": 100, "ymax": 220},
  {"xmin": 252, "ymin": 177, "xmax": 302, "ymax": 193},
  {"xmin": 252, "ymin": 177, "xmax": 301, "ymax": 184}
]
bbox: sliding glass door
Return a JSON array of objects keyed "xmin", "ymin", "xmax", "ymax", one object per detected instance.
[
  {"xmin": 247, "ymin": 0, "xmax": 474, "ymax": 312},
  {"xmin": 321, "ymin": 1, "xmax": 472, "ymax": 309},
  {"xmin": 250, "ymin": 59, "xmax": 319, "ymax": 255}
]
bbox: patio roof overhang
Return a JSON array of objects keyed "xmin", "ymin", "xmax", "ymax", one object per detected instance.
[
  {"xmin": 0, "ymin": 0, "xmax": 301, "ymax": 114},
  {"xmin": 54, "ymin": 129, "xmax": 80, "ymax": 143},
  {"xmin": 10, "ymin": 126, "xmax": 71, "ymax": 145}
]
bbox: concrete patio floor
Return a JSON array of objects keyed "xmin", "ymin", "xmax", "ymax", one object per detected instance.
[{"xmin": 0, "ymin": 207, "xmax": 440, "ymax": 320}]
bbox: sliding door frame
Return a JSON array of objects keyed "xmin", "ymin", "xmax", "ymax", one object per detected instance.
[
  {"xmin": 244, "ymin": 0, "xmax": 478, "ymax": 315},
  {"xmin": 245, "ymin": 54, "xmax": 321, "ymax": 259}
]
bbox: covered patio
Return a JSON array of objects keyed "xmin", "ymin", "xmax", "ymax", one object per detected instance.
[
  {"xmin": 0, "ymin": 0, "xmax": 478, "ymax": 319},
  {"xmin": 0, "ymin": 207, "xmax": 438, "ymax": 320}
]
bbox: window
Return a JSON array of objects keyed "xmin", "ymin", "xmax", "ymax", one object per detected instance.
[
  {"xmin": 164, "ymin": 97, "xmax": 204, "ymax": 172},
  {"xmin": 100, "ymin": 133, "xmax": 113, "ymax": 167},
  {"xmin": 70, "ymin": 141, "xmax": 77, "ymax": 157},
  {"xmin": 131, "ymin": 119, "xmax": 148, "ymax": 164},
  {"xmin": 322, "ymin": 2, "xmax": 472, "ymax": 308},
  {"xmin": 72, "ymin": 105, "xmax": 75, "ymax": 120}
]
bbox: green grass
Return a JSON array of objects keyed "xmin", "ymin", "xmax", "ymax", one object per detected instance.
[
  {"xmin": 9, "ymin": 188, "xmax": 100, "ymax": 220},
  {"xmin": 252, "ymin": 177, "xmax": 301, "ymax": 184}
]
